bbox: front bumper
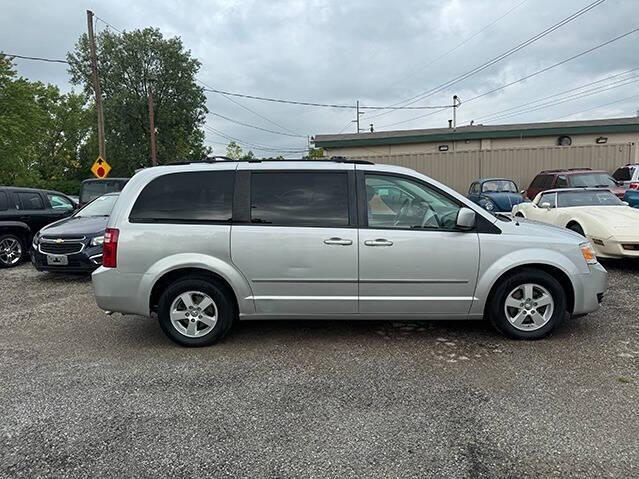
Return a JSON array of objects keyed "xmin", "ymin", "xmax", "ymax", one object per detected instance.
[
  {"xmin": 590, "ymin": 236, "xmax": 639, "ymax": 259},
  {"xmin": 571, "ymin": 261, "xmax": 608, "ymax": 316},
  {"xmin": 31, "ymin": 244, "xmax": 103, "ymax": 273}
]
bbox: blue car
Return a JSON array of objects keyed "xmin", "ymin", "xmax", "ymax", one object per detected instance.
[
  {"xmin": 468, "ymin": 178, "xmax": 525, "ymax": 214},
  {"xmin": 623, "ymin": 188, "xmax": 639, "ymax": 208}
]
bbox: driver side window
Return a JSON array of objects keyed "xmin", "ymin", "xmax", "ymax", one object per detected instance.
[{"xmin": 365, "ymin": 174, "xmax": 461, "ymax": 230}]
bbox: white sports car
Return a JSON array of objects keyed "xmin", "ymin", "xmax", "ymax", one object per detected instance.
[{"xmin": 512, "ymin": 188, "xmax": 639, "ymax": 258}]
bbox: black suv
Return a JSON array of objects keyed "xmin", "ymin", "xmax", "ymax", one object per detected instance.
[{"xmin": 0, "ymin": 187, "xmax": 76, "ymax": 268}]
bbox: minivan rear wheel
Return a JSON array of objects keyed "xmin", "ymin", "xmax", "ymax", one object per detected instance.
[
  {"xmin": 488, "ymin": 269, "xmax": 566, "ymax": 339},
  {"xmin": 158, "ymin": 278, "xmax": 234, "ymax": 347}
]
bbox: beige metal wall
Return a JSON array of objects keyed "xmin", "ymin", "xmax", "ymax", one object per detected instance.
[{"xmin": 359, "ymin": 143, "xmax": 636, "ymax": 194}]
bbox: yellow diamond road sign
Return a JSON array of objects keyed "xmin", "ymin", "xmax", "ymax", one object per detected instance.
[{"xmin": 91, "ymin": 156, "xmax": 111, "ymax": 179}]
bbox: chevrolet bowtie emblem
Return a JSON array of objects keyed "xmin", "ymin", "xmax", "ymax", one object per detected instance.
[{"xmin": 55, "ymin": 239, "xmax": 64, "ymax": 244}]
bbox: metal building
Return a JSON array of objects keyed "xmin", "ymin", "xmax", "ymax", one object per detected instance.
[{"xmin": 313, "ymin": 117, "xmax": 639, "ymax": 193}]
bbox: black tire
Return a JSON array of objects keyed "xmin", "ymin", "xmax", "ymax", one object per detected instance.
[
  {"xmin": 488, "ymin": 269, "xmax": 567, "ymax": 340},
  {"xmin": 157, "ymin": 278, "xmax": 235, "ymax": 347},
  {"xmin": 0, "ymin": 233, "xmax": 25, "ymax": 268},
  {"xmin": 567, "ymin": 223, "xmax": 585, "ymax": 237}
]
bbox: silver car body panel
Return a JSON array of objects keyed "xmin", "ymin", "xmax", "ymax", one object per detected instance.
[{"xmin": 93, "ymin": 161, "xmax": 607, "ymax": 320}]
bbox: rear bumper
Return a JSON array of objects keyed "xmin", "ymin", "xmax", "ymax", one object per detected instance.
[
  {"xmin": 571, "ymin": 262, "xmax": 608, "ymax": 316},
  {"xmin": 92, "ymin": 267, "xmax": 148, "ymax": 316}
]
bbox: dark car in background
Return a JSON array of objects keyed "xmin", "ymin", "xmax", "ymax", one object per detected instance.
[
  {"xmin": 79, "ymin": 178, "xmax": 129, "ymax": 206},
  {"xmin": 468, "ymin": 178, "xmax": 524, "ymax": 214},
  {"xmin": 0, "ymin": 186, "xmax": 76, "ymax": 268},
  {"xmin": 624, "ymin": 188, "xmax": 639, "ymax": 209},
  {"xmin": 526, "ymin": 168, "xmax": 625, "ymax": 200},
  {"xmin": 31, "ymin": 193, "xmax": 119, "ymax": 273}
]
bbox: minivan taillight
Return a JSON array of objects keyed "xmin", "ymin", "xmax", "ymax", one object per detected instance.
[
  {"xmin": 629, "ymin": 182, "xmax": 639, "ymax": 190},
  {"xmin": 102, "ymin": 228, "xmax": 119, "ymax": 268}
]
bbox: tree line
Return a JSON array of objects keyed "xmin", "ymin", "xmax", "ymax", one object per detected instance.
[{"xmin": 1, "ymin": 28, "xmax": 212, "ymax": 194}]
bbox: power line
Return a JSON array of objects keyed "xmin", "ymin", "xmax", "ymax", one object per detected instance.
[
  {"xmin": 472, "ymin": 69, "xmax": 639, "ymax": 123},
  {"xmin": 203, "ymin": 124, "xmax": 307, "ymax": 153},
  {"xmin": 199, "ymin": 79, "xmax": 304, "ymax": 137},
  {"xmin": 553, "ymin": 93, "xmax": 639, "ymax": 120},
  {"xmin": 369, "ymin": 0, "xmax": 607, "ymax": 119},
  {"xmin": 207, "ymin": 112, "xmax": 306, "ymax": 138},
  {"xmin": 464, "ymin": 26, "xmax": 639, "ymax": 104},
  {"xmin": 470, "ymin": 67, "xmax": 639, "ymax": 122},
  {"xmin": 201, "ymin": 86, "xmax": 451, "ymax": 110},
  {"xmin": 94, "ymin": 15, "xmax": 123, "ymax": 33},
  {"xmin": 1, "ymin": 52, "xmax": 69, "ymax": 64},
  {"xmin": 483, "ymin": 76, "xmax": 639, "ymax": 123},
  {"xmin": 376, "ymin": 24, "xmax": 639, "ymax": 130},
  {"xmin": 371, "ymin": 0, "xmax": 529, "ymax": 114}
]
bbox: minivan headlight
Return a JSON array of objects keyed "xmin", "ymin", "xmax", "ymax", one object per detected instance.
[
  {"xmin": 580, "ymin": 242, "xmax": 598, "ymax": 265},
  {"xmin": 91, "ymin": 235, "xmax": 105, "ymax": 246}
]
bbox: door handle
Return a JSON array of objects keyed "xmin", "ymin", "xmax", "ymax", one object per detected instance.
[
  {"xmin": 364, "ymin": 239, "xmax": 393, "ymax": 247},
  {"xmin": 324, "ymin": 237, "xmax": 353, "ymax": 246}
]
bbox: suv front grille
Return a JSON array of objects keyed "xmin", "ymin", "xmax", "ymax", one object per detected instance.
[{"xmin": 39, "ymin": 241, "xmax": 84, "ymax": 255}]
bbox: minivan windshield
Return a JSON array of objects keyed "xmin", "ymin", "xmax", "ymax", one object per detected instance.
[
  {"xmin": 570, "ymin": 173, "xmax": 616, "ymax": 188},
  {"xmin": 557, "ymin": 190, "xmax": 622, "ymax": 207},
  {"xmin": 482, "ymin": 180, "xmax": 517, "ymax": 193},
  {"xmin": 76, "ymin": 194, "xmax": 118, "ymax": 217}
]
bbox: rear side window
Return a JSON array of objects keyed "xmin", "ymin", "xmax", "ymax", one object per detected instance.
[
  {"xmin": 130, "ymin": 171, "xmax": 234, "ymax": 223},
  {"xmin": 530, "ymin": 175, "xmax": 552, "ymax": 188},
  {"xmin": 17, "ymin": 192, "xmax": 44, "ymax": 210},
  {"xmin": 555, "ymin": 175, "xmax": 568, "ymax": 187},
  {"xmin": 47, "ymin": 193, "xmax": 74, "ymax": 211},
  {"xmin": 250, "ymin": 172, "xmax": 349, "ymax": 227},
  {"xmin": 612, "ymin": 167, "xmax": 632, "ymax": 182},
  {"xmin": 0, "ymin": 191, "xmax": 7, "ymax": 211}
]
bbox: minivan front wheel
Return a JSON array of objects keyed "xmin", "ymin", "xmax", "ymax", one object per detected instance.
[
  {"xmin": 158, "ymin": 278, "xmax": 234, "ymax": 346},
  {"xmin": 488, "ymin": 269, "xmax": 566, "ymax": 339}
]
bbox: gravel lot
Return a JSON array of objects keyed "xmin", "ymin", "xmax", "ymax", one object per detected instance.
[{"xmin": 0, "ymin": 262, "xmax": 637, "ymax": 478}]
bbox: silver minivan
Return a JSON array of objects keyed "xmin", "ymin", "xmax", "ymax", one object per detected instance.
[{"xmin": 92, "ymin": 159, "xmax": 607, "ymax": 346}]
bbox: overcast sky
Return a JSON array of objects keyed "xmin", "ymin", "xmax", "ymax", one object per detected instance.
[{"xmin": 2, "ymin": 0, "xmax": 638, "ymax": 155}]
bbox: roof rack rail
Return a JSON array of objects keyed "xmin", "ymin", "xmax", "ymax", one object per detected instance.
[
  {"xmin": 329, "ymin": 156, "xmax": 375, "ymax": 165},
  {"xmin": 164, "ymin": 156, "xmax": 375, "ymax": 166},
  {"xmin": 540, "ymin": 167, "xmax": 592, "ymax": 173}
]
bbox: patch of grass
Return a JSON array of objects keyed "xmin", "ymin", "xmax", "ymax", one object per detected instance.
[{"xmin": 616, "ymin": 376, "xmax": 633, "ymax": 384}]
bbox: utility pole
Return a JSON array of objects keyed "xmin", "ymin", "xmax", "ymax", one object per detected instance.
[
  {"xmin": 452, "ymin": 95, "xmax": 461, "ymax": 129},
  {"xmin": 352, "ymin": 100, "xmax": 365, "ymax": 133},
  {"xmin": 86, "ymin": 10, "xmax": 106, "ymax": 161},
  {"xmin": 148, "ymin": 86, "xmax": 158, "ymax": 166}
]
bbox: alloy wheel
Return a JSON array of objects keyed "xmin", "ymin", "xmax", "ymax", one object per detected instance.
[
  {"xmin": 0, "ymin": 237, "xmax": 22, "ymax": 266},
  {"xmin": 169, "ymin": 290, "xmax": 218, "ymax": 338},
  {"xmin": 504, "ymin": 283, "xmax": 554, "ymax": 331}
]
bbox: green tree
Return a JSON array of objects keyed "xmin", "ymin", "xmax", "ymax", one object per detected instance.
[
  {"xmin": 308, "ymin": 147, "xmax": 324, "ymax": 159},
  {"xmin": 225, "ymin": 140, "xmax": 255, "ymax": 160},
  {"xmin": 0, "ymin": 54, "xmax": 90, "ymax": 192},
  {"xmin": 67, "ymin": 27, "xmax": 209, "ymax": 175},
  {"xmin": 225, "ymin": 140, "xmax": 243, "ymax": 160}
]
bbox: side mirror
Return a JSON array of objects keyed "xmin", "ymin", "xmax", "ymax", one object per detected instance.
[
  {"xmin": 519, "ymin": 190, "xmax": 526, "ymax": 195},
  {"xmin": 456, "ymin": 207, "xmax": 476, "ymax": 230},
  {"xmin": 540, "ymin": 202, "xmax": 551, "ymax": 210}
]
